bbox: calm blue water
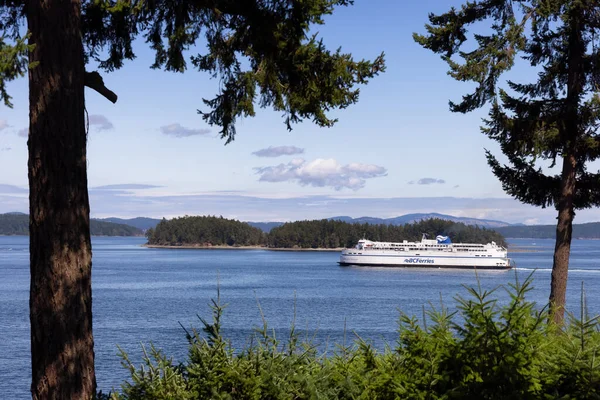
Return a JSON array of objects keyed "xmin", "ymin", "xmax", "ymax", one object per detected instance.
[{"xmin": 2, "ymin": 236, "xmax": 600, "ymax": 398}]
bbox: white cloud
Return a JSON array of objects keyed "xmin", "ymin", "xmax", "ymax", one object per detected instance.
[
  {"xmin": 160, "ymin": 123, "xmax": 210, "ymax": 138},
  {"xmin": 88, "ymin": 114, "xmax": 114, "ymax": 130},
  {"xmin": 17, "ymin": 128, "xmax": 28, "ymax": 137},
  {"xmin": 414, "ymin": 177, "xmax": 446, "ymax": 185},
  {"xmin": 0, "ymin": 120, "xmax": 8, "ymax": 132},
  {"xmin": 1, "ymin": 147, "xmax": 11, "ymax": 151},
  {"xmin": 252, "ymin": 145, "xmax": 305, "ymax": 157},
  {"xmin": 255, "ymin": 158, "xmax": 387, "ymax": 190}
]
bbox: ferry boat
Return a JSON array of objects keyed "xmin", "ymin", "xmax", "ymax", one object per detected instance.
[{"xmin": 339, "ymin": 235, "xmax": 513, "ymax": 269}]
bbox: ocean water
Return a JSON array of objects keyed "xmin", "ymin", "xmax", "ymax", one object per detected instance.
[{"xmin": 1, "ymin": 236, "xmax": 600, "ymax": 398}]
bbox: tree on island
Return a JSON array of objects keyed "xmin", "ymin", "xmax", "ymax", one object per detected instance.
[
  {"xmin": 415, "ymin": 1, "xmax": 600, "ymax": 324},
  {"xmin": 0, "ymin": 1, "xmax": 384, "ymax": 398},
  {"xmin": 265, "ymin": 217, "xmax": 506, "ymax": 249}
]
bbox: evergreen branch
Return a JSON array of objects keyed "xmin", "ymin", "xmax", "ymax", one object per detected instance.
[
  {"xmin": 79, "ymin": 0, "xmax": 384, "ymax": 142},
  {"xmin": 485, "ymin": 150, "xmax": 559, "ymax": 208},
  {"xmin": 0, "ymin": 36, "xmax": 33, "ymax": 107}
]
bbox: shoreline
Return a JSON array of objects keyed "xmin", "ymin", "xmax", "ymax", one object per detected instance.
[
  {"xmin": 143, "ymin": 244, "xmax": 344, "ymax": 252},
  {"xmin": 144, "ymin": 244, "xmax": 537, "ymax": 253},
  {"xmin": 145, "ymin": 243, "xmax": 541, "ymax": 253}
]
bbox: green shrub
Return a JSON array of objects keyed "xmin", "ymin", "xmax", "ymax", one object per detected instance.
[{"xmin": 110, "ymin": 273, "xmax": 600, "ymax": 399}]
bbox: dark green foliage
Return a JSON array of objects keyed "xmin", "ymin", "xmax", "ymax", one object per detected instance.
[
  {"xmin": 112, "ymin": 274, "xmax": 600, "ymax": 399},
  {"xmin": 2, "ymin": 0, "xmax": 384, "ymax": 141},
  {"xmin": 2, "ymin": 0, "xmax": 385, "ymax": 396},
  {"xmin": 413, "ymin": 0, "xmax": 600, "ymax": 208},
  {"xmin": 0, "ymin": 2, "xmax": 33, "ymax": 107},
  {"xmin": 0, "ymin": 213, "xmax": 143, "ymax": 236},
  {"xmin": 147, "ymin": 216, "xmax": 507, "ymax": 248},
  {"xmin": 414, "ymin": 0, "xmax": 600, "ymax": 322},
  {"xmin": 147, "ymin": 215, "xmax": 266, "ymax": 246},
  {"xmin": 90, "ymin": 219, "xmax": 144, "ymax": 236},
  {"xmin": 268, "ymin": 217, "xmax": 507, "ymax": 248},
  {"xmin": 0, "ymin": 213, "xmax": 28, "ymax": 235}
]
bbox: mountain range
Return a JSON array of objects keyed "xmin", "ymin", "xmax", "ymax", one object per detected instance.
[
  {"xmin": 327, "ymin": 213, "xmax": 515, "ymax": 228},
  {"xmin": 246, "ymin": 213, "xmax": 515, "ymax": 233},
  {"xmin": 69, "ymin": 213, "xmax": 515, "ymax": 234},
  {"xmin": 96, "ymin": 213, "xmax": 517, "ymax": 233},
  {"xmin": 10, "ymin": 212, "xmax": 600, "ymax": 239},
  {"xmin": 99, "ymin": 217, "xmax": 162, "ymax": 231}
]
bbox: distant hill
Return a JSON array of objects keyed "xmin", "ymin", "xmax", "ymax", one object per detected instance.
[
  {"xmin": 243, "ymin": 213, "xmax": 513, "ymax": 233},
  {"xmin": 494, "ymin": 222, "xmax": 600, "ymax": 239},
  {"xmin": 328, "ymin": 213, "xmax": 513, "ymax": 228},
  {"xmin": 85, "ymin": 213, "xmax": 514, "ymax": 234},
  {"xmin": 0, "ymin": 213, "xmax": 143, "ymax": 236},
  {"xmin": 99, "ymin": 217, "xmax": 161, "ymax": 231},
  {"xmin": 246, "ymin": 221, "xmax": 285, "ymax": 233},
  {"xmin": 90, "ymin": 219, "xmax": 144, "ymax": 236}
]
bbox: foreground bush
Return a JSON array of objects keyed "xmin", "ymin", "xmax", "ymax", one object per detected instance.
[{"xmin": 109, "ymin": 274, "xmax": 600, "ymax": 399}]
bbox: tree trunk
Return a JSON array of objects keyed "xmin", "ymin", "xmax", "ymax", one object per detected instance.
[
  {"xmin": 549, "ymin": 153, "xmax": 576, "ymax": 325},
  {"xmin": 26, "ymin": 1, "xmax": 96, "ymax": 399},
  {"xmin": 549, "ymin": 5, "xmax": 584, "ymax": 326}
]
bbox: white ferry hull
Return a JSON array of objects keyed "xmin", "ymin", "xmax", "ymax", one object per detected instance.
[{"xmin": 339, "ymin": 251, "xmax": 512, "ymax": 269}]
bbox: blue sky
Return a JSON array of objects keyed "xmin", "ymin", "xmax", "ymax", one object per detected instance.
[{"xmin": 1, "ymin": 0, "xmax": 597, "ymax": 224}]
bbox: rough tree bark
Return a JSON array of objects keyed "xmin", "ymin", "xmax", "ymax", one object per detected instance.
[
  {"xmin": 549, "ymin": 5, "xmax": 584, "ymax": 325},
  {"xmin": 550, "ymin": 154, "xmax": 576, "ymax": 325},
  {"xmin": 26, "ymin": 0, "xmax": 96, "ymax": 398}
]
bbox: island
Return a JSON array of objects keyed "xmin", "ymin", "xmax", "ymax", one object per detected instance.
[
  {"xmin": 0, "ymin": 213, "xmax": 143, "ymax": 236},
  {"xmin": 145, "ymin": 215, "xmax": 507, "ymax": 249}
]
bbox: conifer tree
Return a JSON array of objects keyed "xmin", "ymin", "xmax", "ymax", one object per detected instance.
[
  {"xmin": 415, "ymin": 1, "xmax": 600, "ymax": 325},
  {"xmin": 0, "ymin": 1, "xmax": 384, "ymax": 398}
]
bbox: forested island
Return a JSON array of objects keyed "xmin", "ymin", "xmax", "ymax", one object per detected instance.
[
  {"xmin": 146, "ymin": 215, "xmax": 507, "ymax": 248},
  {"xmin": 146, "ymin": 216, "xmax": 265, "ymax": 246},
  {"xmin": 0, "ymin": 213, "xmax": 143, "ymax": 236}
]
